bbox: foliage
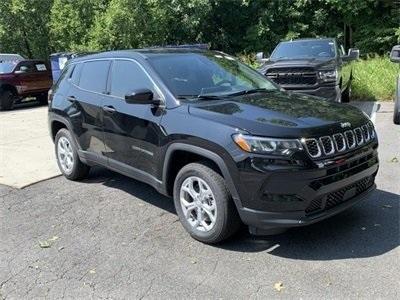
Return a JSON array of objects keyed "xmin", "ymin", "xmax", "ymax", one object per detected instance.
[{"xmin": 351, "ymin": 56, "xmax": 398, "ymax": 101}]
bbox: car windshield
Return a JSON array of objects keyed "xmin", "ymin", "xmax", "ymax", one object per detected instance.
[
  {"xmin": 271, "ymin": 40, "xmax": 336, "ymax": 60},
  {"xmin": 148, "ymin": 52, "xmax": 277, "ymax": 100},
  {"xmin": 0, "ymin": 62, "xmax": 16, "ymax": 74}
]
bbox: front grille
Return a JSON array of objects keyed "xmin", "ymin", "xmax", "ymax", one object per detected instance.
[
  {"xmin": 325, "ymin": 176, "xmax": 374, "ymax": 210},
  {"xmin": 303, "ymin": 122, "xmax": 375, "ymax": 159},
  {"xmin": 265, "ymin": 67, "xmax": 317, "ymax": 86},
  {"xmin": 305, "ymin": 176, "xmax": 374, "ymax": 215},
  {"xmin": 304, "ymin": 139, "xmax": 321, "ymax": 158},
  {"xmin": 354, "ymin": 128, "xmax": 364, "ymax": 145}
]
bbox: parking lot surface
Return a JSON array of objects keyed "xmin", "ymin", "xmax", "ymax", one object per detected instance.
[{"xmin": 0, "ymin": 102, "xmax": 399, "ymax": 298}]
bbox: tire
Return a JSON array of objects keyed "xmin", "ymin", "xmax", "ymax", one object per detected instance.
[
  {"xmin": 37, "ymin": 93, "xmax": 48, "ymax": 105},
  {"xmin": 173, "ymin": 162, "xmax": 241, "ymax": 244},
  {"xmin": 0, "ymin": 90, "xmax": 15, "ymax": 110},
  {"xmin": 394, "ymin": 99, "xmax": 400, "ymax": 125},
  {"xmin": 55, "ymin": 128, "xmax": 90, "ymax": 180},
  {"xmin": 341, "ymin": 85, "xmax": 351, "ymax": 103}
]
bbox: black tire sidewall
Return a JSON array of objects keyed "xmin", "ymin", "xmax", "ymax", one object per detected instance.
[
  {"xmin": 173, "ymin": 164, "xmax": 230, "ymax": 243},
  {"xmin": 55, "ymin": 129, "xmax": 82, "ymax": 180},
  {"xmin": 0, "ymin": 90, "xmax": 15, "ymax": 110}
]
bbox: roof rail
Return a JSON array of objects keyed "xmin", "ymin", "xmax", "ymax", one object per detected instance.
[{"xmin": 150, "ymin": 44, "xmax": 210, "ymax": 50}]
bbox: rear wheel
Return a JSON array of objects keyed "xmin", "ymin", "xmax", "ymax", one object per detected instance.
[
  {"xmin": 173, "ymin": 162, "xmax": 241, "ymax": 243},
  {"xmin": 55, "ymin": 128, "xmax": 90, "ymax": 180},
  {"xmin": 37, "ymin": 93, "xmax": 48, "ymax": 105},
  {"xmin": 394, "ymin": 97, "xmax": 400, "ymax": 125},
  {"xmin": 0, "ymin": 90, "xmax": 15, "ymax": 110}
]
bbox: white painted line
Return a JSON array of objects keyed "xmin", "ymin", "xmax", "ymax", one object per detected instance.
[{"xmin": 371, "ymin": 102, "xmax": 378, "ymax": 124}]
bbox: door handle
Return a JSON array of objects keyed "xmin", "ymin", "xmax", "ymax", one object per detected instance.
[
  {"xmin": 66, "ymin": 96, "xmax": 76, "ymax": 102},
  {"xmin": 103, "ymin": 105, "xmax": 116, "ymax": 113}
]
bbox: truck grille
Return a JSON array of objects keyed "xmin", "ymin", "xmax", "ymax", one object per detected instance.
[
  {"xmin": 303, "ymin": 122, "xmax": 375, "ymax": 159},
  {"xmin": 265, "ymin": 67, "xmax": 317, "ymax": 86},
  {"xmin": 305, "ymin": 176, "xmax": 374, "ymax": 215}
]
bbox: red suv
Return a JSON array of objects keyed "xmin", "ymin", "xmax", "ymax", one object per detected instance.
[{"xmin": 0, "ymin": 59, "xmax": 52, "ymax": 110}]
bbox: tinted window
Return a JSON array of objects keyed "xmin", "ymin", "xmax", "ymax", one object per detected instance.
[
  {"xmin": 271, "ymin": 40, "xmax": 336, "ymax": 60},
  {"xmin": 110, "ymin": 60, "xmax": 154, "ymax": 98},
  {"xmin": 79, "ymin": 60, "xmax": 110, "ymax": 93},
  {"xmin": 69, "ymin": 63, "xmax": 82, "ymax": 85},
  {"xmin": 16, "ymin": 62, "xmax": 35, "ymax": 73}
]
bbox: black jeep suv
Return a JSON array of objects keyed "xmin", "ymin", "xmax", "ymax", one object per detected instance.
[
  {"xmin": 48, "ymin": 48, "xmax": 378, "ymax": 243},
  {"xmin": 257, "ymin": 38, "xmax": 359, "ymax": 102}
]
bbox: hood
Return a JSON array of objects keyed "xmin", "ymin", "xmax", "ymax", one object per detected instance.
[
  {"xmin": 188, "ymin": 91, "xmax": 369, "ymax": 138},
  {"xmin": 259, "ymin": 57, "xmax": 336, "ymax": 73}
]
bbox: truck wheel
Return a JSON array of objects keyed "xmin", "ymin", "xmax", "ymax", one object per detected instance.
[
  {"xmin": 37, "ymin": 93, "xmax": 48, "ymax": 105},
  {"xmin": 0, "ymin": 90, "xmax": 15, "ymax": 110},
  {"xmin": 394, "ymin": 97, "xmax": 400, "ymax": 125},
  {"xmin": 341, "ymin": 85, "xmax": 351, "ymax": 103},
  {"xmin": 55, "ymin": 129, "xmax": 90, "ymax": 180},
  {"xmin": 173, "ymin": 162, "xmax": 241, "ymax": 243}
]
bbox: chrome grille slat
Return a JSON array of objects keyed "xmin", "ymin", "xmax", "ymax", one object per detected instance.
[
  {"xmin": 354, "ymin": 128, "xmax": 364, "ymax": 145},
  {"xmin": 303, "ymin": 123, "xmax": 375, "ymax": 159},
  {"xmin": 319, "ymin": 136, "xmax": 335, "ymax": 155}
]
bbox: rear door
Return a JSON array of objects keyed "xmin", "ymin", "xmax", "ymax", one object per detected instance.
[
  {"xmin": 102, "ymin": 59, "xmax": 164, "ymax": 179},
  {"xmin": 68, "ymin": 60, "xmax": 111, "ymax": 161}
]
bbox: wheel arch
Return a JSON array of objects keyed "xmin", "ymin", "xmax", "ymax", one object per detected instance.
[
  {"xmin": 0, "ymin": 83, "xmax": 18, "ymax": 95},
  {"xmin": 162, "ymin": 143, "xmax": 242, "ymax": 209}
]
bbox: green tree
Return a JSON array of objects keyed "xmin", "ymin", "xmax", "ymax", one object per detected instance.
[{"xmin": 0, "ymin": 0, "xmax": 53, "ymax": 58}]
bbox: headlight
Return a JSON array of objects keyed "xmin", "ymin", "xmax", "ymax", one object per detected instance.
[
  {"xmin": 232, "ymin": 134, "xmax": 303, "ymax": 156},
  {"xmin": 318, "ymin": 70, "xmax": 337, "ymax": 82}
]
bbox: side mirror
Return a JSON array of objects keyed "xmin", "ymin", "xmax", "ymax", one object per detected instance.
[
  {"xmin": 256, "ymin": 52, "xmax": 269, "ymax": 63},
  {"xmin": 342, "ymin": 48, "xmax": 360, "ymax": 62},
  {"xmin": 125, "ymin": 88, "xmax": 159, "ymax": 105},
  {"xmin": 390, "ymin": 45, "xmax": 400, "ymax": 63}
]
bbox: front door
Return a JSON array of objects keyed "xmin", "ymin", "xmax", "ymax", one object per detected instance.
[{"xmin": 102, "ymin": 59, "xmax": 164, "ymax": 179}]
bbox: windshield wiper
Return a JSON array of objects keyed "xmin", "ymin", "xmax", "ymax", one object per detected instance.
[
  {"xmin": 177, "ymin": 94, "xmax": 225, "ymax": 101},
  {"xmin": 225, "ymin": 88, "xmax": 277, "ymax": 97}
]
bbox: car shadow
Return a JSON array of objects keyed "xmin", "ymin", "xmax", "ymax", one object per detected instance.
[
  {"xmin": 1, "ymin": 98, "xmax": 47, "ymax": 111},
  {"xmin": 84, "ymin": 168, "xmax": 399, "ymax": 260}
]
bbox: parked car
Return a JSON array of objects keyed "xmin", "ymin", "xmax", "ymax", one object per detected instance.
[
  {"xmin": 257, "ymin": 38, "xmax": 359, "ymax": 102},
  {"xmin": 48, "ymin": 48, "xmax": 378, "ymax": 243},
  {"xmin": 50, "ymin": 52, "xmax": 94, "ymax": 84},
  {"xmin": 0, "ymin": 59, "xmax": 52, "ymax": 110},
  {"xmin": 0, "ymin": 53, "xmax": 24, "ymax": 62},
  {"xmin": 390, "ymin": 45, "xmax": 400, "ymax": 124}
]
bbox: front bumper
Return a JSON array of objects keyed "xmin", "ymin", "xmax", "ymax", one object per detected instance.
[
  {"xmin": 235, "ymin": 144, "xmax": 379, "ymax": 231},
  {"xmin": 287, "ymin": 85, "xmax": 340, "ymax": 101}
]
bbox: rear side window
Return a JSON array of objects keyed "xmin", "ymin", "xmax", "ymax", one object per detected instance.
[
  {"xmin": 79, "ymin": 60, "xmax": 110, "ymax": 93},
  {"xmin": 69, "ymin": 63, "xmax": 82, "ymax": 85},
  {"xmin": 110, "ymin": 60, "xmax": 154, "ymax": 98}
]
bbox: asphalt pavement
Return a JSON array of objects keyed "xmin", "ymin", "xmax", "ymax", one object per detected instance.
[{"xmin": 0, "ymin": 102, "xmax": 399, "ymax": 299}]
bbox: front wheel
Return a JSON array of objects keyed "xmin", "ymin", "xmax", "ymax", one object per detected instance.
[
  {"xmin": 55, "ymin": 128, "xmax": 90, "ymax": 180},
  {"xmin": 341, "ymin": 85, "xmax": 351, "ymax": 103},
  {"xmin": 173, "ymin": 162, "xmax": 241, "ymax": 244},
  {"xmin": 0, "ymin": 90, "xmax": 15, "ymax": 110}
]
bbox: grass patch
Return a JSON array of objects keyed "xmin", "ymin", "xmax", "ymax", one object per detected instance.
[
  {"xmin": 239, "ymin": 54, "xmax": 398, "ymax": 102},
  {"xmin": 352, "ymin": 56, "xmax": 398, "ymax": 101}
]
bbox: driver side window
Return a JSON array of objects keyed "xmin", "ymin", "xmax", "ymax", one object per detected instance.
[{"xmin": 110, "ymin": 60, "xmax": 156, "ymax": 98}]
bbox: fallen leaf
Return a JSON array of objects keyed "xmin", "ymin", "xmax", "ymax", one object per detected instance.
[
  {"xmin": 58, "ymin": 246, "xmax": 65, "ymax": 251},
  {"xmin": 383, "ymin": 204, "xmax": 392, "ymax": 208},
  {"xmin": 361, "ymin": 227, "xmax": 366, "ymax": 231},
  {"xmin": 48, "ymin": 236, "xmax": 59, "ymax": 241},
  {"xmin": 89, "ymin": 269, "xmax": 96, "ymax": 274},
  {"xmin": 191, "ymin": 260, "xmax": 197, "ymax": 264},
  {"xmin": 39, "ymin": 241, "xmax": 51, "ymax": 248},
  {"xmin": 274, "ymin": 282, "xmax": 284, "ymax": 292},
  {"xmin": 390, "ymin": 157, "xmax": 398, "ymax": 163},
  {"xmin": 374, "ymin": 223, "xmax": 381, "ymax": 227}
]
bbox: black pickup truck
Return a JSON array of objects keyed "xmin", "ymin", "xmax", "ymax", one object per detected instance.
[{"xmin": 257, "ymin": 38, "xmax": 359, "ymax": 102}]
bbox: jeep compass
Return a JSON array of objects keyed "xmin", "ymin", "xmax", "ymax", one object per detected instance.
[{"xmin": 48, "ymin": 48, "xmax": 379, "ymax": 243}]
